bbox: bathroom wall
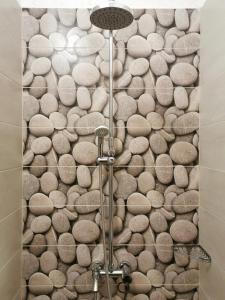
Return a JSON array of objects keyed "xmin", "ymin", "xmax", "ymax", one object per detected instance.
[
  {"xmin": 22, "ymin": 8, "xmax": 200, "ymax": 299},
  {"xmin": 0, "ymin": 0, "xmax": 22, "ymax": 299},
  {"xmin": 200, "ymin": 0, "xmax": 225, "ymax": 298}
]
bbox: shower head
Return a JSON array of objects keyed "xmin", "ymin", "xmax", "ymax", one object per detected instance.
[
  {"xmin": 95, "ymin": 125, "xmax": 109, "ymax": 138},
  {"xmin": 90, "ymin": 1, "xmax": 134, "ymax": 30}
]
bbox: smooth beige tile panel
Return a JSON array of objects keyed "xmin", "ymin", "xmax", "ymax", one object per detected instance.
[
  {"xmin": 201, "ymin": 2, "xmax": 225, "ymax": 50},
  {"xmin": 200, "ymin": 0, "xmax": 225, "ymax": 126},
  {"xmin": 0, "ymin": 123, "xmax": 21, "ymax": 171},
  {"xmin": 200, "ymin": 167, "xmax": 225, "ymax": 222},
  {"xmin": 200, "ymin": 82, "xmax": 225, "ymax": 125},
  {"xmin": 0, "ymin": 74, "xmax": 21, "ymax": 126},
  {"xmin": 200, "ymin": 122, "xmax": 225, "ymax": 170},
  {"xmin": 200, "ymin": 259, "xmax": 225, "ymax": 300},
  {"xmin": 0, "ymin": 251, "xmax": 21, "ymax": 300},
  {"xmin": 0, "ymin": 168, "xmax": 22, "ymax": 221},
  {"xmin": 12, "ymin": 290, "xmax": 21, "ymax": 300},
  {"xmin": 0, "ymin": 210, "xmax": 21, "ymax": 272},
  {"xmin": 199, "ymin": 287, "xmax": 212, "ymax": 300},
  {"xmin": 0, "ymin": 0, "xmax": 21, "ymax": 83},
  {"xmin": 201, "ymin": 50, "xmax": 225, "ymax": 84},
  {"xmin": 199, "ymin": 208, "xmax": 225, "ymax": 269}
]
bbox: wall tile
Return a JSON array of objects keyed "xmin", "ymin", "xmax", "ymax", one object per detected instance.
[
  {"xmin": 200, "ymin": 167, "xmax": 225, "ymax": 221},
  {"xmin": 0, "ymin": 123, "xmax": 21, "ymax": 171},
  {"xmin": 22, "ymin": 7, "xmax": 200, "ymax": 299},
  {"xmin": 199, "ymin": 208, "xmax": 225, "ymax": 271},
  {"xmin": 0, "ymin": 0, "xmax": 21, "ymax": 83},
  {"xmin": 0, "ymin": 168, "xmax": 22, "ymax": 221},
  {"xmin": 200, "ymin": 82, "xmax": 225, "ymax": 126},
  {"xmin": 0, "ymin": 251, "xmax": 21, "ymax": 300},
  {"xmin": 0, "ymin": 74, "xmax": 21, "ymax": 126},
  {"xmin": 0, "ymin": 210, "xmax": 21, "ymax": 272},
  {"xmin": 200, "ymin": 259, "xmax": 225, "ymax": 300},
  {"xmin": 200, "ymin": 122, "xmax": 225, "ymax": 170}
]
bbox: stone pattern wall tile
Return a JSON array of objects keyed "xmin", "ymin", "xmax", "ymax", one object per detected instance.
[{"xmin": 22, "ymin": 8, "xmax": 200, "ymax": 300}]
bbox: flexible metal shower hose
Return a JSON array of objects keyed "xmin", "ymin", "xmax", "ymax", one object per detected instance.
[{"xmin": 98, "ymin": 163, "xmax": 112, "ymax": 300}]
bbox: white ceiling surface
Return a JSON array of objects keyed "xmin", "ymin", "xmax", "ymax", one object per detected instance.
[{"xmin": 21, "ymin": 0, "xmax": 206, "ymax": 8}]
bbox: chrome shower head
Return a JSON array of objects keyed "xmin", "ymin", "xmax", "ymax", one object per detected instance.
[
  {"xmin": 95, "ymin": 125, "xmax": 109, "ymax": 138},
  {"xmin": 90, "ymin": 1, "xmax": 133, "ymax": 30}
]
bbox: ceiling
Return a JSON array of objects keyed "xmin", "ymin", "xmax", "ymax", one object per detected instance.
[{"xmin": 21, "ymin": 0, "xmax": 206, "ymax": 8}]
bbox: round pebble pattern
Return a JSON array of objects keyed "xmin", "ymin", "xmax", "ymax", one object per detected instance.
[{"xmin": 22, "ymin": 8, "xmax": 200, "ymax": 300}]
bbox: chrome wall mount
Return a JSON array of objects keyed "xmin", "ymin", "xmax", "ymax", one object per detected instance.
[{"xmin": 173, "ymin": 244, "xmax": 211, "ymax": 263}]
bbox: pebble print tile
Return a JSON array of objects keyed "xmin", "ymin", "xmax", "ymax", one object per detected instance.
[{"xmin": 22, "ymin": 8, "xmax": 200, "ymax": 300}]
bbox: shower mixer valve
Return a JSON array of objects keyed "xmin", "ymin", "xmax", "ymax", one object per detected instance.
[{"xmin": 92, "ymin": 261, "xmax": 132, "ymax": 294}]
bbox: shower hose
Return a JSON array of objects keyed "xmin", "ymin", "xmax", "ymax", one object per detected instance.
[{"xmin": 98, "ymin": 163, "xmax": 112, "ymax": 300}]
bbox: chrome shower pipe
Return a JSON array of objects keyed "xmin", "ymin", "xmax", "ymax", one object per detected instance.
[{"xmin": 108, "ymin": 29, "xmax": 114, "ymax": 272}]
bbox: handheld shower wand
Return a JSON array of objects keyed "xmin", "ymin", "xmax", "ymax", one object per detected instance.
[
  {"xmin": 95, "ymin": 126, "xmax": 114, "ymax": 165},
  {"xmin": 95, "ymin": 125, "xmax": 109, "ymax": 157}
]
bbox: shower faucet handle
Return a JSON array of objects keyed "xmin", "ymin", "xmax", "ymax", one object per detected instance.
[
  {"xmin": 92, "ymin": 262, "xmax": 103, "ymax": 293},
  {"xmin": 119, "ymin": 261, "xmax": 132, "ymax": 284}
]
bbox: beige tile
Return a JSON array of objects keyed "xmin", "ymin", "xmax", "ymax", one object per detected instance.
[
  {"xmin": 201, "ymin": 50, "xmax": 225, "ymax": 85},
  {"xmin": 201, "ymin": 2, "xmax": 225, "ymax": 48},
  {"xmin": 200, "ymin": 122, "xmax": 225, "ymax": 170},
  {"xmin": 0, "ymin": 210, "xmax": 21, "ymax": 272},
  {"xmin": 201, "ymin": 0, "xmax": 225, "ymax": 125},
  {"xmin": 0, "ymin": 123, "xmax": 22, "ymax": 171},
  {"xmin": 0, "ymin": 74, "xmax": 21, "ymax": 126},
  {"xmin": 200, "ymin": 259, "xmax": 225, "ymax": 300},
  {"xmin": 199, "ymin": 208, "xmax": 225, "ymax": 269},
  {"xmin": 199, "ymin": 287, "xmax": 212, "ymax": 300},
  {"xmin": 200, "ymin": 81, "xmax": 225, "ymax": 125},
  {"xmin": 200, "ymin": 167, "xmax": 225, "ymax": 222},
  {"xmin": 0, "ymin": 251, "xmax": 21, "ymax": 300},
  {"xmin": 0, "ymin": 168, "xmax": 22, "ymax": 221},
  {"xmin": 12, "ymin": 290, "xmax": 21, "ymax": 300},
  {"xmin": 0, "ymin": 0, "xmax": 21, "ymax": 83}
]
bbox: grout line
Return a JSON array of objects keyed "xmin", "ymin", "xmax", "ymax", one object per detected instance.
[
  {"xmin": 23, "ymin": 165, "xmax": 199, "ymax": 167},
  {"xmin": 0, "ymin": 249, "xmax": 20, "ymax": 274},
  {"xmin": 0, "ymin": 209, "xmax": 21, "ymax": 226},
  {"xmin": 200, "ymin": 166, "xmax": 225, "ymax": 174},
  {"xmin": 200, "ymin": 119, "xmax": 225, "ymax": 129},
  {"xmin": 22, "ymin": 10, "xmax": 200, "ymax": 16},
  {"xmin": 12, "ymin": 290, "xmax": 21, "ymax": 300},
  {"xmin": 22, "ymin": 204, "xmax": 200, "ymax": 208},
  {"xmin": 22, "ymin": 86, "xmax": 199, "ymax": 90},
  {"xmin": 22, "ymin": 6, "xmax": 201, "ymax": 10},
  {"xmin": 22, "ymin": 126, "xmax": 200, "ymax": 129},
  {"xmin": 22, "ymin": 46, "xmax": 200, "ymax": 50},
  {"xmin": 0, "ymin": 166, "xmax": 21, "ymax": 174},
  {"xmin": 21, "ymin": 282, "xmax": 200, "ymax": 287},
  {"xmin": 22, "ymin": 243, "xmax": 199, "ymax": 248},
  {"xmin": 199, "ymin": 206, "xmax": 225, "ymax": 226},
  {"xmin": 0, "ymin": 121, "xmax": 21, "ymax": 128},
  {"xmin": 198, "ymin": 288, "xmax": 212, "ymax": 300},
  {"xmin": 0, "ymin": 71, "xmax": 21, "ymax": 88}
]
